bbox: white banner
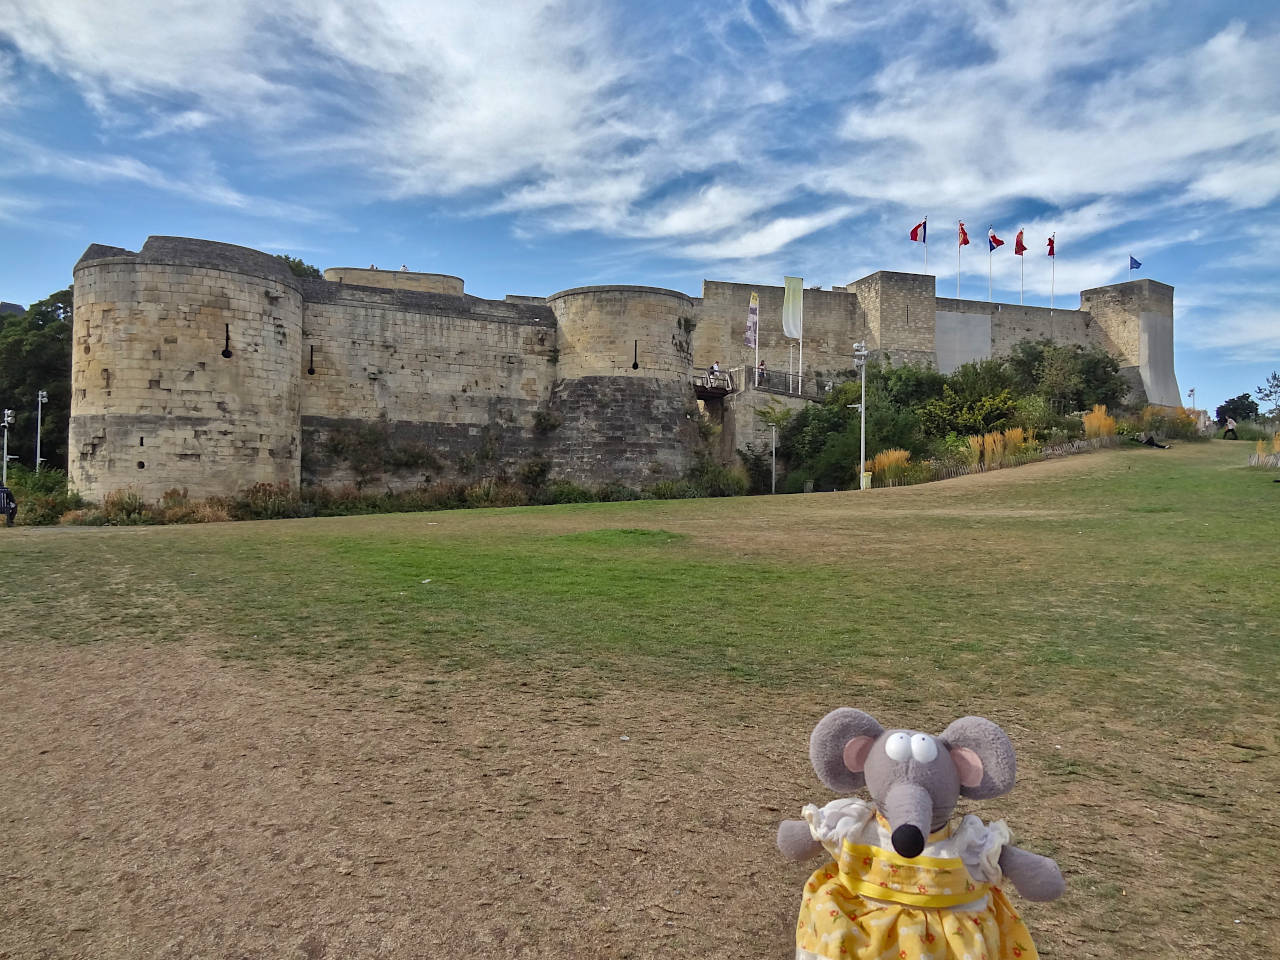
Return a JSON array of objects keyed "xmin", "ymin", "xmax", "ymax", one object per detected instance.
[
  {"xmin": 782, "ymin": 276, "xmax": 803, "ymax": 339},
  {"xmin": 744, "ymin": 291, "xmax": 759, "ymax": 348}
]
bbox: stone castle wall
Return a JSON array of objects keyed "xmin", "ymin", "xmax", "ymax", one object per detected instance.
[
  {"xmin": 70, "ymin": 239, "xmax": 303, "ymax": 502},
  {"xmin": 546, "ymin": 286, "xmax": 701, "ymax": 486},
  {"xmin": 68, "ymin": 236, "xmax": 1179, "ymax": 502},
  {"xmin": 296, "ymin": 280, "xmax": 557, "ymax": 487}
]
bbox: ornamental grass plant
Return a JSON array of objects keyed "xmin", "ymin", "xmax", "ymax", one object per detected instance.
[{"xmin": 1082, "ymin": 404, "xmax": 1117, "ymax": 439}]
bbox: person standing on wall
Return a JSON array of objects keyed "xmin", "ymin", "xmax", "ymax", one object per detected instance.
[
  {"xmin": 1224, "ymin": 417, "xmax": 1238, "ymax": 440},
  {"xmin": 0, "ymin": 483, "xmax": 16, "ymax": 527}
]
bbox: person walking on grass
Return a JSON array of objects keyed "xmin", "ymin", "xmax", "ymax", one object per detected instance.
[
  {"xmin": 1224, "ymin": 417, "xmax": 1238, "ymax": 440},
  {"xmin": 0, "ymin": 483, "xmax": 16, "ymax": 527}
]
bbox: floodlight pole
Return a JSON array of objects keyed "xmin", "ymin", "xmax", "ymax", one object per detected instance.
[{"xmin": 36, "ymin": 390, "xmax": 47, "ymax": 473}]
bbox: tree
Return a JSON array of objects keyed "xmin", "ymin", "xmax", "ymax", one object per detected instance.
[
  {"xmin": 1215, "ymin": 393, "xmax": 1258, "ymax": 425},
  {"xmin": 274, "ymin": 254, "xmax": 321, "ymax": 278},
  {"xmin": 1006, "ymin": 339, "xmax": 1129, "ymax": 410},
  {"xmin": 1257, "ymin": 372, "xmax": 1280, "ymax": 419},
  {"xmin": 0, "ymin": 288, "xmax": 74, "ymax": 471}
]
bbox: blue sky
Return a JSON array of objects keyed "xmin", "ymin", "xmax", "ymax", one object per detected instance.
[{"xmin": 1, "ymin": 0, "xmax": 1278, "ymax": 413}]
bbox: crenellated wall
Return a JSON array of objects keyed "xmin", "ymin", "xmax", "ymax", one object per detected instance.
[{"xmin": 68, "ymin": 236, "xmax": 1180, "ymax": 502}]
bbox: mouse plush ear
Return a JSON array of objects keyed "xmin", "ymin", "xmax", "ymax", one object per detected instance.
[
  {"xmin": 810, "ymin": 708, "xmax": 884, "ymax": 793},
  {"xmin": 939, "ymin": 716, "xmax": 1017, "ymax": 799}
]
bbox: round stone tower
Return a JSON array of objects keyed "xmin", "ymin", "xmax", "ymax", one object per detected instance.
[
  {"xmin": 70, "ymin": 237, "xmax": 303, "ymax": 502},
  {"xmin": 545, "ymin": 285, "xmax": 702, "ymax": 486},
  {"xmin": 322, "ymin": 267, "xmax": 464, "ymax": 296}
]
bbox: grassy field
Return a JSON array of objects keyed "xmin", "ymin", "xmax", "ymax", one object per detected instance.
[{"xmin": 2, "ymin": 440, "xmax": 1277, "ymax": 959}]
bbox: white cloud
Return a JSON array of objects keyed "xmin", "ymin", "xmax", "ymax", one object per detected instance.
[
  {"xmin": 0, "ymin": 130, "xmax": 328, "ymax": 223},
  {"xmin": 2, "ymin": 0, "xmax": 1280, "ymax": 281},
  {"xmin": 682, "ymin": 205, "xmax": 855, "ymax": 261}
]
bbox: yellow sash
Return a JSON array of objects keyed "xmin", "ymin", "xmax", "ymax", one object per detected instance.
[{"xmin": 837, "ymin": 829, "xmax": 989, "ymax": 909}]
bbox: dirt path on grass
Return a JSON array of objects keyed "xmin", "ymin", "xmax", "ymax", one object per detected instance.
[{"xmin": 4, "ymin": 638, "xmax": 1278, "ymax": 960}]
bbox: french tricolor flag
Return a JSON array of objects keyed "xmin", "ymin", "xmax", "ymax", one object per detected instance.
[
  {"xmin": 910, "ymin": 220, "xmax": 926, "ymax": 243},
  {"xmin": 988, "ymin": 229, "xmax": 1004, "ymax": 252}
]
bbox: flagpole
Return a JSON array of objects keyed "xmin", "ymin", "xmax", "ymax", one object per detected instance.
[
  {"xmin": 988, "ymin": 226, "xmax": 992, "ymax": 302},
  {"xmin": 1050, "ymin": 234, "xmax": 1055, "ymax": 310},
  {"xmin": 1020, "ymin": 255, "xmax": 1024, "ymax": 305},
  {"xmin": 957, "ymin": 221, "xmax": 961, "ymax": 298}
]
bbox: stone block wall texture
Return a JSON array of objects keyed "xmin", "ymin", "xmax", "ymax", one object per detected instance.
[
  {"xmin": 545, "ymin": 286, "xmax": 702, "ymax": 486},
  {"xmin": 547, "ymin": 286, "xmax": 696, "ymax": 382},
  {"xmin": 71, "ymin": 239, "xmax": 303, "ymax": 502},
  {"xmin": 322, "ymin": 268, "xmax": 464, "ymax": 296},
  {"xmin": 1079, "ymin": 280, "xmax": 1179, "ymax": 406},
  {"xmin": 694, "ymin": 280, "xmax": 864, "ymax": 380},
  {"xmin": 297, "ymin": 281, "xmax": 557, "ymax": 489}
]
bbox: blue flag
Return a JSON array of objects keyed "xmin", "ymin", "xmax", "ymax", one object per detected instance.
[{"xmin": 1129, "ymin": 255, "xmax": 1142, "ymax": 270}]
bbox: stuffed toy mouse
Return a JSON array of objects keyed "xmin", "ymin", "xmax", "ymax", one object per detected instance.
[{"xmin": 777, "ymin": 708, "xmax": 1064, "ymax": 960}]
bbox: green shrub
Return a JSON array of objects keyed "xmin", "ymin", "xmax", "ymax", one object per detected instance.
[
  {"xmin": 683, "ymin": 457, "xmax": 748, "ymax": 498},
  {"xmin": 516, "ymin": 458, "xmax": 552, "ymax": 488},
  {"xmin": 2, "ymin": 466, "xmax": 84, "ymax": 525},
  {"xmin": 465, "ymin": 478, "xmax": 529, "ymax": 508},
  {"xmin": 99, "ymin": 489, "xmax": 153, "ymax": 525},
  {"xmin": 534, "ymin": 480, "xmax": 597, "ymax": 504},
  {"xmin": 595, "ymin": 482, "xmax": 641, "ymax": 502},
  {"xmin": 647, "ymin": 479, "xmax": 699, "ymax": 500}
]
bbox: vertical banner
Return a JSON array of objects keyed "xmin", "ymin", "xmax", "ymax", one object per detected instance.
[
  {"xmin": 744, "ymin": 291, "xmax": 759, "ymax": 348},
  {"xmin": 782, "ymin": 276, "xmax": 804, "ymax": 384},
  {"xmin": 781, "ymin": 277, "xmax": 803, "ymax": 338}
]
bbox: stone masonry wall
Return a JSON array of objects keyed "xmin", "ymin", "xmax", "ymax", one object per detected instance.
[
  {"xmin": 694, "ymin": 280, "xmax": 865, "ymax": 381},
  {"xmin": 322, "ymin": 268, "xmax": 464, "ymax": 296},
  {"xmin": 547, "ymin": 286, "xmax": 696, "ymax": 381},
  {"xmin": 298, "ymin": 281, "xmax": 558, "ymax": 488},
  {"xmin": 70, "ymin": 240, "xmax": 303, "ymax": 502},
  {"xmin": 850, "ymin": 271, "xmax": 938, "ymax": 367},
  {"xmin": 933, "ymin": 297, "xmax": 1099, "ymax": 360},
  {"xmin": 1078, "ymin": 280, "xmax": 1171, "ymax": 366}
]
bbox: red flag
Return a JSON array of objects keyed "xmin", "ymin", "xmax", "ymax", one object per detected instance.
[
  {"xmin": 910, "ymin": 220, "xmax": 926, "ymax": 242},
  {"xmin": 958, "ymin": 221, "xmax": 970, "ymax": 246},
  {"xmin": 1047, "ymin": 236, "xmax": 1055, "ymax": 257},
  {"xmin": 1014, "ymin": 229, "xmax": 1027, "ymax": 256}
]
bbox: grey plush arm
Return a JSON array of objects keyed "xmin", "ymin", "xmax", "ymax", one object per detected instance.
[
  {"xmin": 998, "ymin": 844, "xmax": 1065, "ymax": 901},
  {"xmin": 777, "ymin": 818, "xmax": 824, "ymax": 861}
]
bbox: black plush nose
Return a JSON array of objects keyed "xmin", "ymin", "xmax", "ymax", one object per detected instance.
[{"xmin": 891, "ymin": 824, "xmax": 925, "ymax": 858}]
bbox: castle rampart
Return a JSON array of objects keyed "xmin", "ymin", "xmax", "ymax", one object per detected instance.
[
  {"xmin": 68, "ymin": 236, "xmax": 1180, "ymax": 502},
  {"xmin": 545, "ymin": 286, "xmax": 702, "ymax": 486},
  {"xmin": 71, "ymin": 238, "xmax": 303, "ymax": 501},
  {"xmin": 322, "ymin": 267, "xmax": 465, "ymax": 297}
]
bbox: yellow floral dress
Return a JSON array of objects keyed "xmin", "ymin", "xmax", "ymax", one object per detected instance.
[{"xmin": 794, "ymin": 798, "xmax": 1040, "ymax": 960}]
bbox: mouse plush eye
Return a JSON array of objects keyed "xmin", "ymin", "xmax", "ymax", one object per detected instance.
[
  {"xmin": 885, "ymin": 732, "xmax": 912, "ymax": 761},
  {"xmin": 911, "ymin": 734, "xmax": 938, "ymax": 763}
]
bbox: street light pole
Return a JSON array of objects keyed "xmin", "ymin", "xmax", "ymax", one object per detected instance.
[
  {"xmin": 771, "ymin": 424, "xmax": 777, "ymax": 494},
  {"xmin": 36, "ymin": 390, "xmax": 47, "ymax": 473},
  {"xmin": 2, "ymin": 408, "xmax": 13, "ymax": 485},
  {"xmin": 852, "ymin": 342, "xmax": 869, "ymax": 490}
]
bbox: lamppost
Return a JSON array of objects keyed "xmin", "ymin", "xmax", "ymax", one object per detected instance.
[
  {"xmin": 1186, "ymin": 387, "xmax": 1195, "ymax": 411},
  {"xmin": 852, "ymin": 342, "xmax": 869, "ymax": 489},
  {"xmin": 2, "ymin": 408, "xmax": 14, "ymax": 485},
  {"xmin": 35, "ymin": 390, "xmax": 47, "ymax": 473}
]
